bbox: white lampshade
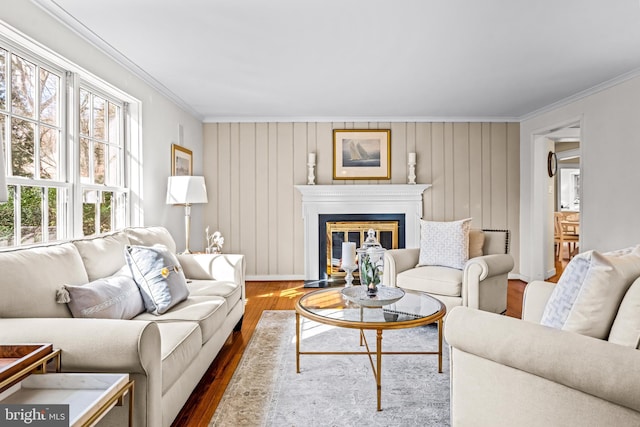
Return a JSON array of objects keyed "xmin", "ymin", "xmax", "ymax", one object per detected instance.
[{"xmin": 166, "ymin": 176, "xmax": 208, "ymax": 205}]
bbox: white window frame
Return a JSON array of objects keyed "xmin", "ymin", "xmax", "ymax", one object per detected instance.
[{"xmin": 0, "ymin": 21, "xmax": 143, "ymax": 247}]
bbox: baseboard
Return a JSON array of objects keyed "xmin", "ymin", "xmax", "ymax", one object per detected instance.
[
  {"xmin": 508, "ymin": 273, "xmax": 528, "ymax": 282},
  {"xmin": 246, "ymin": 275, "xmax": 305, "ymax": 281}
]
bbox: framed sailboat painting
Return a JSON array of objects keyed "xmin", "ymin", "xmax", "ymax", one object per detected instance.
[{"xmin": 333, "ymin": 129, "xmax": 391, "ymax": 180}]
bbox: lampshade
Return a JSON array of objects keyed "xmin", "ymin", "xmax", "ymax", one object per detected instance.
[{"xmin": 166, "ymin": 176, "xmax": 208, "ymax": 205}]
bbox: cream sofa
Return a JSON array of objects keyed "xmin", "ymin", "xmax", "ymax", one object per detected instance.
[
  {"xmin": 0, "ymin": 226, "xmax": 245, "ymax": 427},
  {"xmin": 445, "ymin": 279, "xmax": 640, "ymax": 426},
  {"xmin": 383, "ymin": 229, "xmax": 514, "ymax": 314}
]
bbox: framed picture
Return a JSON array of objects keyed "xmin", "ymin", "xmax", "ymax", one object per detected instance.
[
  {"xmin": 333, "ymin": 129, "xmax": 391, "ymax": 180},
  {"xmin": 172, "ymin": 144, "xmax": 192, "ymax": 176}
]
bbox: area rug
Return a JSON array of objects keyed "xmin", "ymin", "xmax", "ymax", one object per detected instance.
[{"xmin": 209, "ymin": 310, "xmax": 450, "ymax": 426}]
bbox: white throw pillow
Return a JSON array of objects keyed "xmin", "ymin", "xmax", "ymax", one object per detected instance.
[
  {"xmin": 540, "ymin": 246, "xmax": 640, "ymax": 339},
  {"xmin": 418, "ymin": 218, "xmax": 471, "ymax": 270},
  {"xmin": 125, "ymin": 245, "xmax": 190, "ymax": 315},
  {"xmin": 608, "ymin": 277, "xmax": 640, "ymax": 349},
  {"xmin": 57, "ymin": 265, "xmax": 145, "ymax": 319}
]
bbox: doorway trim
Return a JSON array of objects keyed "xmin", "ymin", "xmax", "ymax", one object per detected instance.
[{"xmin": 523, "ymin": 115, "xmax": 583, "ymax": 282}]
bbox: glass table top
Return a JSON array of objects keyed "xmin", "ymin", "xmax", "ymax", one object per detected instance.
[{"xmin": 296, "ymin": 286, "xmax": 445, "ymax": 328}]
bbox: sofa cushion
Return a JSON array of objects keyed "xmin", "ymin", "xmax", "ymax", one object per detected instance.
[
  {"xmin": 126, "ymin": 226, "xmax": 177, "ymax": 254},
  {"xmin": 469, "ymin": 229, "xmax": 485, "ymax": 259},
  {"xmin": 134, "ymin": 296, "xmax": 227, "ymax": 343},
  {"xmin": 187, "ymin": 280, "xmax": 242, "ymax": 313},
  {"xmin": 72, "ymin": 231, "xmax": 129, "ymax": 281},
  {"xmin": 608, "ymin": 277, "xmax": 640, "ymax": 349},
  {"xmin": 59, "ymin": 265, "xmax": 145, "ymax": 320},
  {"xmin": 418, "ymin": 218, "xmax": 471, "ymax": 270},
  {"xmin": 540, "ymin": 247, "xmax": 640, "ymax": 339},
  {"xmin": 396, "ymin": 266, "xmax": 463, "ymax": 297},
  {"xmin": 125, "ymin": 245, "xmax": 190, "ymax": 315},
  {"xmin": 0, "ymin": 242, "xmax": 87, "ymax": 318},
  {"xmin": 156, "ymin": 322, "xmax": 202, "ymax": 393}
]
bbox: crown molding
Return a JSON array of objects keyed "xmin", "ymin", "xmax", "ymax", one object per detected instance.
[
  {"xmin": 519, "ymin": 66, "xmax": 640, "ymax": 122},
  {"xmin": 202, "ymin": 115, "xmax": 521, "ymax": 123},
  {"xmin": 32, "ymin": 0, "xmax": 204, "ymax": 121}
]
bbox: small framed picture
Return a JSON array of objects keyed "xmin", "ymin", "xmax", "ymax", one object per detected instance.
[
  {"xmin": 333, "ymin": 129, "xmax": 391, "ymax": 180},
  {"xmin": 171, "ymin": 144, "xmax": 192, "ymax": 176}
]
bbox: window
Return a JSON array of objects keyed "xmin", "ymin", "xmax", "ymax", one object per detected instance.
[
  {"xmin": 0, "ymin": 38, "xmax": 132, "ymax": 248},
  {"xmin": 78, "ymin": 86, "xmax": 127, "ymax": 236}
]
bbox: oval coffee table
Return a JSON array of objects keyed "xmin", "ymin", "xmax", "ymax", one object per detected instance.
[{"xmin": 295, "ymin": 286, "xmax": 446, "ymax": 411}]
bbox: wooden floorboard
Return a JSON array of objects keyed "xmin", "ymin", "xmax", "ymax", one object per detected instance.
[{"xmin": 172, "ymin": 279, "xmax": 526, "ymax": 426}]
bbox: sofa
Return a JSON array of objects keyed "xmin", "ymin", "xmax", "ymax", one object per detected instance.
[
  {"xmin": 383, "ymin": 229, "xmax": 514, "ymax": 314},
  {"xmin": 445, "ymin": 261, "xmax": 640, "ymax": 426},
  {"xmin": 0, "ymin": 226, "xmax": 245, "ymax": 427}
]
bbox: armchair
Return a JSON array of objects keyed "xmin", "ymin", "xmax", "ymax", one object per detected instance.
[{"xmin": 382, "ymin": 229, "xmax": 513, "ymax": 314}]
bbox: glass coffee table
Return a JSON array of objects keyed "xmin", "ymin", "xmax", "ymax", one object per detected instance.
[{"xmin": 295, "ymin": 286, "xmax": 446, "ymax": 411}]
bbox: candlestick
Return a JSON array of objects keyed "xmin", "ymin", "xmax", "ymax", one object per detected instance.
[
  {"xmin": 342, "ymin": 265, "xmax": 356, "ymax": 287},
  {"xmin": 307, "ymin": 152, "xmax": 316, "ymax": 185},
  {"xmin": 408, "ymin": 152, "xmax": 416, "ymax": 184}
]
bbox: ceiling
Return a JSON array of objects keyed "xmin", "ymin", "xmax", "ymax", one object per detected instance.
[{"xmin": 34, "ymin": 0, "xmax": 640, "ymax": 122}]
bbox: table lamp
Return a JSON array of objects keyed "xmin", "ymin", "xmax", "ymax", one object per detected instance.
[{"xmin": 166, "ymin": 176, "xmax": 208, "ymax": 253}]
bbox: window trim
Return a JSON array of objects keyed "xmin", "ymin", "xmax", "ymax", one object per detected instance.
[{"xmin": 0, "ymin": 21, "xmax": 143, "ymax": 247}]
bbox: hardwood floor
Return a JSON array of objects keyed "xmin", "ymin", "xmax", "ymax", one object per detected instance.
[{"xmin": 172, "ymin": 279, "xmax": 526, "ymax": 426}]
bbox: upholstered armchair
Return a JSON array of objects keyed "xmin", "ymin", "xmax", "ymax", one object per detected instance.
[{"xmin": 382, "ymin": 229, "xmax": 514, "ymax": 314}]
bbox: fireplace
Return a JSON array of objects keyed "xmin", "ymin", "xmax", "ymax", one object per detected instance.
[
  {"xmin": 296, "ymin": 184, "xmax": 430, "ymax": 280},
  {"xmin": 319, "ymin": 214, "xmax": 405, "ymax": 280}
]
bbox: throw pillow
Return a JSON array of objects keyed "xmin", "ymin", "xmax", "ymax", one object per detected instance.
[
  {"xmin": 125, "ymin": 245, "xmax": 190, "ymax": 315},
  {"xmin": 56, "ymin": 265, "xmax": 145, "ymax": 319},
  {"xmin": 540, "ymin": 246, "xmax": 640, "ymax": 339},
  {"xmin": 469, "ymin": 229, "xmax": 485, "ymax": 259},
  {"xmin": 608, "ymin": 277, "xmax": 640, "ymax": 349},
  {"xmin": 418, "ymin": 218, "xmax": 472, "ymax": 270}
]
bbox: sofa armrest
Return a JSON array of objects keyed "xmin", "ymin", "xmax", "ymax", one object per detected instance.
[
  {"xmin": 522, "ymin": 280, "xmax": 556, "ymax": 323},
  {"xmin": 445, "ymin": 306, "xmax": 640, "ymax": 413},
  {"xmin": 0, "ymin": 318, "xmax": 160, "ymax": 376},
  {"xmin": 463, "ymin": 253, "xmax": 513, "ymax": 312},
  {"xmin": 464, "ymin": 253, "xmax": 514, "ymax": 281},
  {"xmin": 382, "ymin": 248, "xmax": 420, "ymax": 286}
]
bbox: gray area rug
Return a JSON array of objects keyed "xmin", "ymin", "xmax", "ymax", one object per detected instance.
[{"xmin": 210, "ymin": 310, "xmax": 450, "ymax": 426}]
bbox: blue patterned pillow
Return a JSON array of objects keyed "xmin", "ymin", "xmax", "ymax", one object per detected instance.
[
  {"xmin": 418, "ymin": 219, "xmax": 471, "ymax": 270},
  {"xmin": 124, "ymin": 245, "xmax": 189, "ymax": 315}
]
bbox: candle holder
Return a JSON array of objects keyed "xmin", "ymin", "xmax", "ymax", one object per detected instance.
[
  {"xmin": 408, "ymin": 153, "xmax": 416, "ymax": 185},
  {"xmin": 307, "ymin": 153, "xmax": 316, "ymax": 185},
  {"xmin": 342, "ymin": 265, "xmax": 357, "ymax": 287}
]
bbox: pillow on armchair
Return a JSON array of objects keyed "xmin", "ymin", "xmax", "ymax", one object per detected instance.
[{"xmin": 418, "ymin": 218, "xmax": 472, "ymax": 270}]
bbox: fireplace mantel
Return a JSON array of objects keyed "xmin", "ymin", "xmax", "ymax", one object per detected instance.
[{"xmin": 295, "ymin": 184, "xmax": 431, "ymax": 280}]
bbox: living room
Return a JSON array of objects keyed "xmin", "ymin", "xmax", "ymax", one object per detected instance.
[{"xmin": 1, "ymin": 1, "xmax": 640, "ymax": 426}]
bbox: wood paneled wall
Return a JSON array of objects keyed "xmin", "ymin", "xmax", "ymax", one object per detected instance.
[{"xmin": 203, "ymin": 122, "xmax": 520, "ymax": 279}]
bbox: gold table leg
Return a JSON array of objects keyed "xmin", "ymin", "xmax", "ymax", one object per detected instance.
[
  {"xmin": 376, "ymin": 329, "xmax": 383, "ymax": 411},
  {"xmin": 438, "ymin": 318, "xmax": 443, "ymax": 373},
  {"xmin": 296, "ymin": 312, "xmax": 300, "ymax": 373}
]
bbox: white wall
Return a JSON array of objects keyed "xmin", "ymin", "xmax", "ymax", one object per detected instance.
[
  {"xmin": 204, "ymin": 121, "xmax": 520, "ymax": 279},
  {"xmin": 520, "ymin": 74, "xmax": 640, "ymax": 281},
  {"xmin": 1, "ymin": 3, "xmax": 205, "ymax": 249}
]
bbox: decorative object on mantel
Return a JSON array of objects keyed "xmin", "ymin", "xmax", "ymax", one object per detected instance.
[
  {"xmin": 341, "ymin": 241, "xmax": 357, "ymax": 287},
  {"xmin": 205, "ymin": 227, "xmax": 224, "ymax": 254},
  {"xmin": 166, "ymin": 175, "xmax": 208, "ymax": 253},
  {"xmin": 357, "ymin": 229, "xmax": 386, "ymax": 296},
  {"xmin": 408, "ymin": 152, "xmax": 416, "ymax": 184},
  {"xmin": 307, "ymin": 152, "xmax": 316, "ymax": 185},
  {"xmin": 333, "ymin": 129, "xmax": 391, "ymax": 180}
]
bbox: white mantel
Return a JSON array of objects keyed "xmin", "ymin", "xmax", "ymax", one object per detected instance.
[{"xmin": 295, "ymin": 184, "xmax": 431, "ymax": 280}]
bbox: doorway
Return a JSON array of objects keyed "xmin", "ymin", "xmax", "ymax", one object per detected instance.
[{"xmin": 545, "ymin": 126, "xmax": 581, "ymax": 279}]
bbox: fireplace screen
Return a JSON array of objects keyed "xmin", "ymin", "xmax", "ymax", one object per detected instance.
[{"xmin": 326, "ymin": 221, "xmax": 399, "ymax": 277}]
